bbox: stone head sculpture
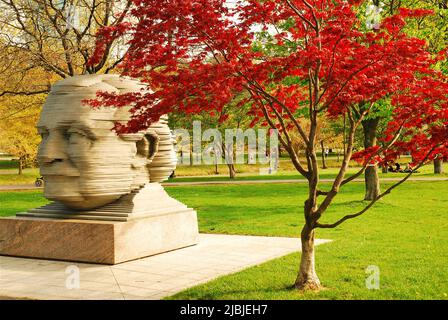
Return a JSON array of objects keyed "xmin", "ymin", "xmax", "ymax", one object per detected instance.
[{"xmin": 37, "ymin": 75, "xmax": 176, "ymax": 210}]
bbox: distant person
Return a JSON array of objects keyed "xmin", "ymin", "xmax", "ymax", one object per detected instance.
[
  {"xmin": 388, "ymin": 163, "xmax": 395, "ymax": 173},
  {"xmin": 404, "ymin": 163, "xmax": 416, "ymax": 173}
]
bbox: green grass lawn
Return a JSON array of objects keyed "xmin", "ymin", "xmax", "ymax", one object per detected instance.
[
  {"xmin": 163, "ymin": 181, "xmax": 448, "ymax": 299},
  {"xmin": 0, "ymin": 190, "xmax": 48, "ymax": 217},
  {"xmin": 0, "ymin": 181, "xmax": 447, "ymax": 299},
  {"xmin": 0, "ymin": 168, "xmax": 40, "ymax": 185},
  {"xmin": 0, "ymin": 161, "xmax": 446, "ymax": 186},
  {"xmin": 0, "ymin": 159, "xmax": 19, "ymax": 169},
  {"xmin": 167, "ymin": 163, "xmax": 448, "ymax": 183}
]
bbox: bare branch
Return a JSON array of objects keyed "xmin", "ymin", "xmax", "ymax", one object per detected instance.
[
  {"xmin": 247, "ymin": 87, "xmax": 309, "ymax": 178},
  {"xmin": 0, "ymin": 89, "xmax": 49, "ymax": 97},
  {"xmin": 315, "ymin": 145, "xmax": 439, "ymax": 229},
  {"xmin": 341, "ymin": 123, "xmax": 404, "ymax": 186},
  {"xmin": 284, "ymin": 0, "xmax": 317, "ymax": 31},
  {"xmin": 318, "ymin": 56, "xmax": 386, "ymax": 113}
]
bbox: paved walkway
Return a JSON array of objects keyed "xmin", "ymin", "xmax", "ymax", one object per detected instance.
[
  {"xmin": 1, "ymin": 177, "xmax": 447, "ymax": 191},
  {"xmin": 0, "ymin": 234, "xmax": 331, "ymax": 300}
]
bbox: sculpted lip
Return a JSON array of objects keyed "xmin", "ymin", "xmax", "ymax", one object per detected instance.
[
  {"xmin": 40, "ymin": 167, "xmax": 81, "ymax": 177},
  {"xmin": 41, "ymin": 174, "xmax": 80, "ymax": 177},
  {"xmin": 41, "ymin": 172, "xmax": 81, "ymax": 177}
]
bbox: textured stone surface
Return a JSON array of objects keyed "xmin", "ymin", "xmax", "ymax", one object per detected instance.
[
  {"xmin": 18, "ymin": 183, "xmax": 191, "ymax": 221},
  {"xmin": 0, "ymin": 218, "xmax": 115, "ymax": 263},
  {"xmin": 0, "ymin": 209, "xmax": 198, "ymax": 264},
  {"xmin": 0, "ymin": 234, "xmax": 332, "ymax": 300},
  {"xmin": 37, "ymin": 74, "xmax": 177, "ymax": 210}
]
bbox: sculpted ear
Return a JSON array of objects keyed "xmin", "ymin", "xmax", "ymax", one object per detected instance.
[
  {"xmin": 145, "ymin": 131, "xmax": 160, "ymax": 163},
  {"xmin": 133, "ymin": 131, "xmax": 159, "ymax": 168}
]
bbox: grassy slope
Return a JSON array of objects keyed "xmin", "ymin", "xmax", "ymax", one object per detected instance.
[
  {"xmin": 0, "ymin": 161, "xmax": 446, "ymax": 186},
  {"xmin": 0, "ymin": 169, "xmax": 40, "ymax": 185},
  {"xmin": 163, "ymin": 181, "xmax": 448, "ymax": 299},
  {"xmin": 0, "ymin": 190, "xmax": 48, "ymax": 217},
  {"xmin": 167, "ymin": 165, "xmax": 447, "ymax": 183},
  {"xmin": 1, "ymin": 181, "xmax": 447, "ymax": 299},
  {"xmin": 0, "ymin": 160, "xmax": 19, "ymax": 169}
]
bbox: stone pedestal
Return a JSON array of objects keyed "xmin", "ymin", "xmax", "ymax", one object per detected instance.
[
  {"xmin": 0, "ymin": 183, "xmax": 199, "ymax": 264},
  {"xmin": 0, "ymin": 209, "xmax": 198, "ymax": 264}
]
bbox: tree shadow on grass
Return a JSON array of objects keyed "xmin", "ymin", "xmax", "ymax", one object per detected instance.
[
  {"xmin": 329, "ymin": 199, "xmax": 403, "ymax": 212},
  {"xmin": 174, "ymin": 283, "xmax": 305, "ymax": 300}
]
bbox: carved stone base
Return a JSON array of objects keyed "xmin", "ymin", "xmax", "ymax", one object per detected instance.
[{"xmin": 0, "ymin": 209, "xmax": 199, "ymax": 264}]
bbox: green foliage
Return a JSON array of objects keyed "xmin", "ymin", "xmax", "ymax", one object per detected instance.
[{"xmin": 363, "ymin": 98, "xmax": 394, "ymax": 120}]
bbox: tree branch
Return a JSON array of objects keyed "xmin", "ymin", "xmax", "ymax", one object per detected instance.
[
  {"xmin": 0, "ymin": 89, "xmax": 49, "ymax": 97},
  {"xmin": 315, "ymin": 145, "xmax": 439, "ymax": 229}
]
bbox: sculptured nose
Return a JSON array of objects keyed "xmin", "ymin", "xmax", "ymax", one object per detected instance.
[{"xmin": 38, "ymin": 132, "xmax": 68, "ymax": 165}]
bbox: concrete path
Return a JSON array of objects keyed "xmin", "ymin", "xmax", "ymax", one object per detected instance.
[
  {"xmin": 0, "ymin": 234, "xmax": 331, "ymax": 300},
  {"xmin": 1, "ymin": 177, "xmax": 447, "ymax": 191}
]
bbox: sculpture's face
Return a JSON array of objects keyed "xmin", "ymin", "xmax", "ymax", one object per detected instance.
[{"xmin": 37, "ymin": 84, "xmax": 143, "ymax": 210}]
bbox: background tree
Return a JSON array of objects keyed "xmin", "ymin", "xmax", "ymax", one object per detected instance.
[
  {"xmin": 0, "ymin": 45, "xmax": 49, "ymax": 172},
  {"xmin": 0, "ymin": 0, "xmax": 134, "ymax": 171},
  {"xmin": 359, "ymin": 0, "xmax": 448, "ymax": 177},
  {"xmin": 289, "ymin": 118, "xmax": 344, "ymax": 169},
  {"xmin": 170, "ymin": 94, "xmax": 256, "ymax": 179},
  {"xmin": 90, "ymin": 0, "xmax": 448, "ymax": 291},
  {"xmin": 0, "ymin": 0, "xmax": 132, "ymax": 94},
  {"xmin": 0, "ymin": 95, "xmax": 42, "ymax": 173}
]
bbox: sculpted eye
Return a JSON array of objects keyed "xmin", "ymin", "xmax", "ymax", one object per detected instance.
[
  {"xmin": 66, "ymin": 128, "xmax": 90, "ymax": 143},
  {"xmin": 39, "ymin": 129, "xmax": 49, "ymax": 140},
  {"xmin": 62, "ymin": 130, "xmax": 72, "ymax": 141}
]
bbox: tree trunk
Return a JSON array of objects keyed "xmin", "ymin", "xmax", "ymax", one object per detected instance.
[
  {"xmin": 364, "ymin": 165, "xmax": 380, "ymax": 200},
  {"xmin": 343, "ymin": 113, "xmax": 347, "ymax": 158},
  {"xmin": 295, "ymin": 224, "xmax": 321, "ymax": 290},
  {"xmin": 320, "ymin": 140, "xmax": 327, "ymax": 169},
  {"xmin": 221, "ymin": 142, "xmax": 236, "ymax": 179},
  {"xmin": 227, "ymin": 163, "xmax": 236, "ymax": 179},
  {"xmin": 18, "ymin": 157, "xmax": 23, "ymax": 175},
  {"xmin": 215, "ymin": 164, "xmax": 219, "ymax": 175},
  {"xmin": 362, "ymin": 118, "xmax": 381, "ymax": 201},
  {"xmin": 434, "ymin": 158, "xmax": 444, "ymax": 174}
]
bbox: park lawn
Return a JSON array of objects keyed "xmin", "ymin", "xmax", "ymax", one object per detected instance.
[
  {"xmin": 163, "ymin": 181, "xmax": 448, "ymax": 300},
  {"xmin": 0, "ymin": 190, "xmax": 48, "ymax": 217},
  {"xmin": 0, "ymin": 160, "xmax": 19, "ymax": 169},
  {"xmin": 167, "ymin": 162, "xmax": 448, "ymax": 183},
  {"xmin": 0, "ymin": 181, "xmax": 447, "ymax": 299},
  {"xmin": 0, "ymin": 169, "xmax": 40, "ymax": 185},
  {"xmin": 0, "ymin": 161, "xmax": 446, "ymax": 186}
]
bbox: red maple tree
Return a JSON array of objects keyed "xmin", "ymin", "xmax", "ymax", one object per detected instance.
[{"xmin": 89, "ymin": 0, "xmax": 448, "ymax": 290}]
